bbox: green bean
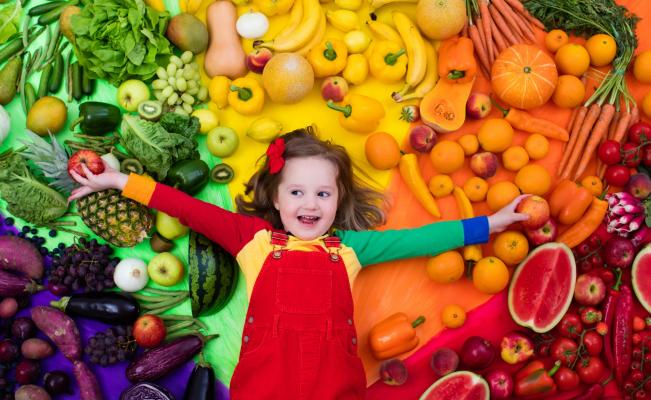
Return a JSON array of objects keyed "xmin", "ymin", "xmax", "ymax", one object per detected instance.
[
  {"xmin": 25, "ymin": 83, "xmax": 37, "ymax": 112},
  {"xmin": 21, "ymin": 16, "xmax": 30, "ymax": 49},
  {"xmin": 28, "ymin": 0, "xmax": 67, "ymax": 16},
  {"xmin": 48, "ymin": 53, "xmax": 65, "ymax": 93},
  {"xmin": 45, "ymin": 24, "xmax": 60, "ymax": 61},
  {"xmin": 37, "ymin": 63, "xmax": 52, "ymax": 98},
  {"xmin": 19, "ymin": 53, "xmax": 31, "ymax": 113}
]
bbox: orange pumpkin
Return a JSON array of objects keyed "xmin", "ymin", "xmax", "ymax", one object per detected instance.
[{"xmin": 491, "ymin": 44, "xmax": 558, "ymax": 110}]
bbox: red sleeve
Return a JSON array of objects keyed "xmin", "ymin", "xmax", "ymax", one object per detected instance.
[{"xmin": 148, "ymin": 183, "xmax": 271, "ymax": 256}]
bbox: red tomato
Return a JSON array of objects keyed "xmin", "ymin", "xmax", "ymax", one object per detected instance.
[
  {"xmin": 576, "ymin": 357, "xmax": 606, "ymax": 384},
  {"xmin": 554, "ymin": 366, "xmax": 581, "ymax": 391},
  {"xmin": 643, "ymin": 146, "xmax": 651, "ymax": 168},
  {"xmin": 628, "ymin": 122, "xmax": 651, "ymax": 145},
  {"xmin": 582, "ymin": 331, "xmax": 603, "ymax": 356},
  {"xmin": 598, "ymin": 140, "xmax": 622, "ymax": 165},
  {"xmin": 622, "ymin": 142, "xmax": 642, "ymax": 168},
  {"xmin": 550, "ymin": 337, "xmax": 578, "ymax": 367},
  {"xmin": 558, "ymin": 313, "xmax": 583, "ymax": 339},
  {"xmin": 604, "ymin": 165, "xmax": 631, "ymax": 187}
]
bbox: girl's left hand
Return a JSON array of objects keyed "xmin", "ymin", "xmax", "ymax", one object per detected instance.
[{"xmin": 487, "ymin": 194, "xmax": 530, "ymax": 234}]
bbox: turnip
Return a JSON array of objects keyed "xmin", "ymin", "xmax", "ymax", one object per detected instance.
[{"xmin": 113, "ymin": 258, "xmax": 149, "ymax": 292}]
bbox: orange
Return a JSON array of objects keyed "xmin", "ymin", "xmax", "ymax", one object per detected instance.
[
  {"xmin": 515, "ymin": 164, "xmax": 552, "ymax": 195},
  {"xmin": 486, "ymin": 181, "xmax": 520, "ymax": 212},
  {"xmin": 478, "ymin": 119, "xmax": 514, "ymax": 153},
  {"xmin": 426, "ymin": 251, "xmax": 465, "ymax": 284},
  {"xmin": 643, "ymin": 92, "xmax": 651, "ymax": 120},
  {"xmin": 463, "ymin": 177, "xmax": 488, "ymax": 202},
  {"xmin": 585, "ymin": 34, "xmax": 617, "ymax": 67},
  {"xmin": 555, "ymin": 43, "xmax": 590, "ymax": 77},
  {"xmin": 524, "ymin": 134, "xmax": 550, "ymax": 160},
  {"xmin": 365, "ymin": 132, "xmax": 400, "ymax": 170},
  {"xmin": 458, "ymin": 134, "xmax": 479, "ymax": 156},
  {"xmin": 441, "ymin": 304, "xmax": 466, "ymax": 328},
  {"xmin": 493, "ymin": 230, "xmax": 529, "ymax": 266},
  {"xmin": 502, "ymin": 146, "xmax": 530, "ymax": 171},
  {"xmin": 545, "ymin": 29, "xmax": 569, "ymax": 53},
  {"xmin": 429, "ymin": 174, "xmax": 454, "ymax": 198},
  {"xmin": 581, "ymin": 175, "xmax": 603, "ymax": 196},
  {"xmin": 430, "ymin": 140, "xmax": 465, "ymax": 174},
  {"xmin": 472, "ymin": 256, "xmax": 510, "ymax": 294},
  {"xmin": 553, "ymin": 75, "xmax": 586, "ymax": 109},
  {"xmin": 634, "ymin": 51, "xmax": 651, "ymax": 83}
]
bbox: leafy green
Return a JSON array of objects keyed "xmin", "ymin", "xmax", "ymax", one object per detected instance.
[
  {"xmin": 0, "ymin": 150, "xmax": 68, "ymax": 225},
  {"xmin": 159, "ymin": 113, "xmax": 200, "ymax": 139},
  {"xmin": 70, "ymin": 0, "xmax": 172, "ymax": 86},
  {"xmin": 119, "ymin": 115, "xmax": 199, "ymax": 180},
  {"xmin": 0, "ymin": 1, "xmax": 22, "ymax": 44}
]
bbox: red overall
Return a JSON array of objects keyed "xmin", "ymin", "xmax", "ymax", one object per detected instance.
[{"xmin": 230, "ymin": 231, "xmax": 367, "ymax": 399}]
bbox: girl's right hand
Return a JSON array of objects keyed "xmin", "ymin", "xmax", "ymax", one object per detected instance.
[{"xmin": 68, "ymin": 162, "xmax": 129, "ymax": 203}]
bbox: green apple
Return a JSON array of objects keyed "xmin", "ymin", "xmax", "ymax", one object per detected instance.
[
  {"xmin": 156, "ymin": 211, "xmax": 189, "ymax": 240},
  {"xmin": 117, "ymin": 79, "xmax": 150, "ymax": 112},
  {"xmin": 147, "ymin": 252, "xmax": 185, "ymax": 287},
  {"xmin": 207, "ymin": 126, "xmax": 239, "ymax": 158}
]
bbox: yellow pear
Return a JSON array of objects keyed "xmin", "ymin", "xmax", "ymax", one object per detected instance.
[{"xmin": 156, "ymin": 211, "xmax": 189, "ymax": 240}]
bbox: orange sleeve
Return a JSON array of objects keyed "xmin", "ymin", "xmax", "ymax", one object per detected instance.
[{"xmin": 121, "ymin": 173, "xmax": 157, "ymax": 205}]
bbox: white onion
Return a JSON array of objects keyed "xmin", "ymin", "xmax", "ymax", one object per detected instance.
[
  {"xmin": 113, "ymin": 258, "xmax": 149, "ymax": 292},
  {"xmin": 236, "ymin": 11, "xmax": 269, "ymax": 39}
]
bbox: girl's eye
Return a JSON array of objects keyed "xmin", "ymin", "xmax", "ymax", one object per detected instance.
[
  {"xmin": 291, "ymin": 190, "xmax": 302, "ymax": 196},
  {"xmin": 318, "ymin": 191, "xmax": 330, "ymax": 198}
]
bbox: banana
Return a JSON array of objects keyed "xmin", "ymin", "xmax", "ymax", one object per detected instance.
[
  {"xmin": 392, "ymin": 11, "xmax": 427, "ymax": 94},
  {"xmin": 366, "ymin": 20, "xmax": 403, "ymax": 46},
  {"xmin": 247, "ymin": 117, "xmax": 283, "ymax": 143},
  {"xmin": 186, "ymin": 0, "xmax": 203, "ymax": 14},
  {"xmin": 296, "ymin": 10, "xmax": 326, "ymax": 55},
  {"xmin": 369, "ymin": 0, "xmax": 416, "ymax": 11},
  {"xmin": 258, "ymin": 0, "xmax": 322, "ymax": 52},
  {"xmin": 392, "ymin": 40, "xmax": 438, "ymax": 102},
  {"xmin": 273, "ymin": 0, "xmax": 304, "ymax": 42},
  {"xmin": 453, "ymin": 186, "xmax": 483, "ymax": 265},
  {"xmin": 334, "ymin": 0, "xmax": 362, "ymax": 10},
  {"xmin": 326, "ymin": 9, "xmax": 359, "ymax": 32}
]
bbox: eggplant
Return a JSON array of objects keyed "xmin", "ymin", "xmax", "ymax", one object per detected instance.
[
  {"xmin": 50, "ymin": 292, "xmax": 140, "ymax": 324},
  {"xmin": 121, "ymin": 382, "xmax": 175, "ymax": 400},
  {"xmin": 0, "ymin": 269, "xmax": 43, "ymax": 297},
  {"xmin": 182, "ymin": 359, "xmax": 215, "ymax": 400},
  {"xmin": 126, "ymin": 335, "xmax": 207, "ymax": 383}
]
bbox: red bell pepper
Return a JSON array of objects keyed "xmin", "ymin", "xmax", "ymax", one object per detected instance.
[{"xmin": 514, "ymin": 360, "xmax": 560, "ymax": 397}]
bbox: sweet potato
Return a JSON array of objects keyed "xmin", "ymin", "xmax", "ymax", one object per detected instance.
[
  {"xmin": 73, "ymin": 360, "xmax": 104, "ymax": 400},
  {"xmin": 14, "ymin": 385, "xmax": 51, "ymax": 400},
  {"xmin": 31, "ymin": 306, "xmax": 82, "ymax": 361},
  {"xmin": 21, "ymin": 338, "xmax": 54, "ymax": 360},
  {"xmin": 0, "ymin": 236, "xmax": 44, "ymax": 279}
]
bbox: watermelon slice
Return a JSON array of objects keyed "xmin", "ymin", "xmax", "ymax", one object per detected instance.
[
  {"xmin": 632, "ymin": 244, "xmax": 651, "ymax": 313},
  {"xmin": 419, "ymin": 371, "xmax": 489, "ymax": 400},
  {"xmin": 508, "ymin": 242, "xmax": 576, "ymax": 333}
]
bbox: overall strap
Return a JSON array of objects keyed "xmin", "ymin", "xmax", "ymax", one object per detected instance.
[
  {"xmin": 270, "ymin": 230, "xmax": 288, "ymax": 259},
  {"xmin": 324, "ymin": 236, "xmax": 341, "ymax": 262}
]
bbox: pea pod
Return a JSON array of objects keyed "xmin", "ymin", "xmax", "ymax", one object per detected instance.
[
  {"xmin": 69, "ymin": 102, "xmax": 121, "ymax": 135},
  {"xmin": 164, "ymin": 159, "xmax": 210, "ymax": 195},
  {"xmin": 48, "ymin": 53, "xmax": 64, "ymax": 93}
]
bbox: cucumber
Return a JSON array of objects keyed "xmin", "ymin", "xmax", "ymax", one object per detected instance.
[{"xmin": 188, "ymin": 230, "xmax": 238, "ymax": 317}]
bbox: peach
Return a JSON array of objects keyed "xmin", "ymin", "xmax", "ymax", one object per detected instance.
[
  {"xmin": 379, "ymin": 358, "xmax": 408, "ymax": 386},
  {"xmin": 466, "ymin": 93, "xmax": 492, "ymax": 119},
  {"xmin": 470, "ymin": 152, "xmax": 498, "ymax": 178},
  {"xmin": 409, "ymin": 124, "xmax": 437, "ymax": 153},
  {"xmin": 625, "ymin": 172, "xmax": 651, "ymax": 199},
  {"xmin": 246, "ymin": 48, "xmax": 273, "ymax": 74},
  {"xmin": 320, "ymin": 76, "xmax": 349, "ymax": 102},
  {"xmin": 516, "ymin": 195, "xmax": 550, "ymax": 229}
]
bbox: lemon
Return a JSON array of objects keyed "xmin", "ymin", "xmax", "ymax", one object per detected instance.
[{"xmin": 192, "ymin": 109, "xmax": 219, "ymax": 134}]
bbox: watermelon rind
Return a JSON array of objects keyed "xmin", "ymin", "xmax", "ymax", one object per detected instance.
[
  {"xmin": 508, "ymin": 242, "xmax": 576, "ymax": 333},
  {"xmin": 418, "ymin": 370, "xmax": 489, "ymax": 400},
  {"xmin": 632, "ymin": 244, "xmax": 651, "ymax": 314}
]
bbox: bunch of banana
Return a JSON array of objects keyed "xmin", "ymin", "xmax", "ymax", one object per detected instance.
[
  {"xmin": 247, "ymin": 117, "xmax": 283, "ymax": 143},
  {"xmin": 368, "ymin": 0, "xmax": 416, "ymax": 11},
  {"xmin": 256, "ymin": 0, "xmax": 325, "ymax": 54},
  {"xmin": 453, "ymin": 187, "xmax": 483, "ymax": 267},
  {"xmin": 392, "ymin": 41, "xmax": 439, "ymax": 102},
  {"xmin": 392, "ymin": 11, "xmax": 428, "ymax": 97}
]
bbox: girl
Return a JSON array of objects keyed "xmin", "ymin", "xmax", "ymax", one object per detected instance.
[{"xmin": 69, "ymin": 127, "xmax": 528, "ymax": 400}]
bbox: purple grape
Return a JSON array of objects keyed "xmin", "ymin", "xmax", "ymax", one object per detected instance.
[
  {"xmin": 47, "ymin": 282, "xmax": 70, "ymax": 296},
  {"xmin": 44, "ymin": 370, "xmax": 71, "ymax": 395},
  {"xmin": 0, "ymin": 340, "xmax": 18, "ymax": 363}
]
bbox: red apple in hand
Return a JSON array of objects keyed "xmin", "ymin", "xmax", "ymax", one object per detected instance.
[
  {"xmin": 68, "ymin": 150, "xmax": 105, "ymax": 178},
  {"xmin": 515, "ymin": 196, "xmax": 550, "ymax": 229},
  {"xmin": 133, "ymin": 314, "xmax": 166, "ymax": 348}
]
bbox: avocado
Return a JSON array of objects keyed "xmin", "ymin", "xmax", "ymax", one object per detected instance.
[{"xmin": 0, "ymin": 57, "xmax": 22, "ymax": 106}]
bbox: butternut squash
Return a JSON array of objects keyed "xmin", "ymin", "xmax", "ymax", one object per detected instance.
[
  {"xmin": 205, "ymin": 1, "xmax": 247, "ymax": 79},
  {"xmin": 419, "ymin": 77, "xmax": 474, "ymax": 133}
]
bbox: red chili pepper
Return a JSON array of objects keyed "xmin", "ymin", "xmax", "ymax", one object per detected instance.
[
  {"xmin": 602, "ymin": 268, "xmax": 622, "ymax": 370},
  {"xmin": 613, "ymin": 285, "xmax": 633, "ymax": 385},
  {"xmin": 571, "ymin": 383, "xmax": 604, "ymax": 400}
]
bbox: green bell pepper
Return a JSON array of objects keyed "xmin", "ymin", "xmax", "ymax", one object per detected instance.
[
  {"xmin": 70, "ymin": 101, "xmax": 121, "ymax": 135},
  {"xmin": 165, "ymin": 159, "xmax": 210, "ymax": 195}
]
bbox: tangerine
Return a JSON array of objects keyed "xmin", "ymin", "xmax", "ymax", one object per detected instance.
[
  {"xmin": 463, "ymin": 177, "xmax": 488, "ymax": 202},
  {"xmin": 555, "ymin": 43, "xmax": 590, "ymax": 77},
  {"xmin": 478, "ymin": 119, "xmax": 514, "ymax": 153},
  {"xmin": 441, "ymin": 304, "xmax": 466, "ymax": 328},
  {"xmin": 430, "ymin": 140, "xmax": 465, "ymax": 173},
  {"xmin": 502, "ymin": 146, "xmax": 530, "ymax": 171},
  {"xmin": 426, "ymin": 251, "xmax": 465, "ymax": 284},
  {"xmin": 365, "ymin": 132, "xmax": 401, "ymax": 170},
  {"xmin": 458, "ymin": 134, "xmax": 479, "ymax": 156},
  {"xmin": 524, "ymin": 134, "xmax": 550, "ymax": 160},
  {"xmin": 429, "ymin": 174, "xmax": 454, "ymax": 198},
  {"xmin": 493, "ymin": 230, "xmax": 529, "ymax": 266},
  {"xmin": 581, "ymin": 175, "xmax": 603, "ymax": 196},
  {"xmin": 472, "ymin": 256, "xmax": 510, "ymax": 294},
  {"xmin": 545, "ymin": 29, "xmax": 569, "ymax": 53},
  {"xmin": 553, "ymin": 75, "xmax": 585, "ymax": 109},
  {"xmin": 585, "ymin": 34, "xmax": 617, "ymax": 67},
  {"xmin": 515, "ymin": 164, "xmax": 552, "ymax": 195},
  {"xmin": 634, "ymin": 51, "xmax": 651, "ymax": 83},
  {"xmin": 486, "ymin": 181, "xmax": 521, "ymax": 212}
]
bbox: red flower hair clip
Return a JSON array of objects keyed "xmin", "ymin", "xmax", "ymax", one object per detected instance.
[{"xmin": 266, "ymin": 137, "xmax": 285, "ymax": 174}]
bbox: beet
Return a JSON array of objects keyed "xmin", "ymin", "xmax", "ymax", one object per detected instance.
[
  {"xmin": 0, "ymin": 236, "xmax": 44, "ymax": 279},
  {"xmin": 120, "ymin": 382, "xmax": 175, "ymax": 400}
]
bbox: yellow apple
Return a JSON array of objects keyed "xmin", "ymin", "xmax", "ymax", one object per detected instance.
[{"xmin": 155, "ymin": 211, "xmax": 189, "ymax": 240}]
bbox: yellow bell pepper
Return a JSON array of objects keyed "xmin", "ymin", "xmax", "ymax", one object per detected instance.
[
  {"xmin": 228, "ymin": 77, "xmax": 264, "ymax": 115},
  {"xmin": 369, "ymin": 40, "xmax": 407, "ymax": 83},
  {"xmin": 209, "ymin": 76, "xmax": 231, "ymax": 109},
  {"xmin": 342, "ymin": 54, "xmax": 368, "ymax": 85},
  {"xmin": 307, "ymin": 39, "xmax": 348, "ymax": 78},
  {"xmin": 327, "ymin": 93, "xmax": 385, "ymax": 134}
]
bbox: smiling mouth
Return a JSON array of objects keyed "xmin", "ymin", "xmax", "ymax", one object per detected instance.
[{"xmin": 298, "ymin": 216, "xmax": 320, "ymax": 224}]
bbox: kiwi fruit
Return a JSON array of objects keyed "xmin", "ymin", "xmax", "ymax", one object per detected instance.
[
  {"xmin": 137, "ymin": 100, "xmax": 163, "ymax": 121},
  {"xmin": 150, "ymin": 232, "xmax": 174, "ymax": 252},
  {"xmin": 121, "ymin": 158, "xmax": 144, "ymax": 175},
  {"xmin": 211, "ymin": 163, "xmax": 234, "ymax": 184}
]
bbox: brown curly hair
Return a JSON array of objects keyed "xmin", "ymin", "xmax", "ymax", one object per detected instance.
[{"xmin": 235, "ymin": 126, "xmax": 386, "ymax": 231}]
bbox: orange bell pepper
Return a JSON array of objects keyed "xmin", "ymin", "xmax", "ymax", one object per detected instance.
[
  {"xmin": 548, "ymin": 179, "xmax": 594, "ymax": 225},
  {"xmin": 368, "ymin": 312, "xmax": 425, "ymax": 360},
  {"xmin": 558, "ymin": 197, "xmax": 609, "ymax": 248},
  {"xmin": 438, "ymin": 37, "xmax": 476, "ymax": 84}
]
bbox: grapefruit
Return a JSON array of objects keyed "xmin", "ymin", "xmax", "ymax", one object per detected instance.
[
  {"xmin": 632, "ymin": 245, "xmax": 651, "ymax": 313},
  {"xmin": 419, "ymin": 371, "xmax": 489, "ymax": 400},
  {"xmin": 416, "ymin": 0, "xmax": 466, "ymax": 40},
  {"xmin": 262, "ymin": 53, "xmax": 314, "ymax": 104},
  {"xmin": 508, "ymin": 242, "xmax": 576, "ymax": 333}
]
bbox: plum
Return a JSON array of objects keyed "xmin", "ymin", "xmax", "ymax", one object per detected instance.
[
  {"xmin": 15, "ymin": 358, "xmax": 41, "ymax": 384},
  {"xmin": 430, "ymin": 347, "xmax": 460, "ymax": 376},
  {"xmin": 379, "ymin": 358, "xmax": 408, "ymax": 386},
  {"xmin": 460, "ymin": 336, "xmax": 496, "ymax": 370}
]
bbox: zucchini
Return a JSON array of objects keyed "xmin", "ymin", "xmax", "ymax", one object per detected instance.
[
  {"xmin": 50, "ymin": 292, "xmax": 140, "ymax": 324},
  {"xmin": 182, "ymin": 359, "xmax": 215, "ymax": 400},
  {"xmin": 188, "ymin": 230, "xmax": 239, "ymax": 317}
]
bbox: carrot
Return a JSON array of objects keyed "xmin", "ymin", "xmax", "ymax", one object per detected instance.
[
  {"xmin": 489, "ymin": 12, "xmax": 508, "ymax": 53},
  {"xmin": 607, "ymin": 108, "xmax": 621, "ymax": 140},
  {"xmin": 573, "ymin": 103, "xmax": 616, "ymax": 180},
  {"xmin": 462, "ymin": 19, "xmax": 469, "ymax": 37},
  {"xmin": 489, "ymin": 4, "xmax": 519, "ymax": 46},
  {"xmin": 480, "ymin": 0, "xmax": 494, "ymax": 62},
  {"xmin": 492, "ymin": 0, "xmax": 526, "ymax": 39},
  {"xmin": 499, "ymin": 0, "xmax": 536, "ymax": 43},
  {"xmin": 627, "ymin": 102, "xmax": 639, "ymax": 131},
  {"xmin": 502, "ymin": 0, "xmax": 525, "ymax": 13},
  {"xmin": 612, "ymin": 110, "xmax": 632, "ymax": 144},
  {"xmin": 558, "ymin": 106, "xmax": 588, "ymax": 173},
  {"xmin": 562, "ymin": 103, "xmax": 602, "ymax": 179},
  {"xmin": 518, "ymin": 7, "xmax": 545, "ymax": 30},
  {"xmin": 469, "ymin": 24, "xmax": 491, "ymax": 77},
  {"xmin": 566, "ymin": 106, "xmax": 580, "ymax": 135},
  {"xmin": 597, "ymin": 163, "xmax": 607, "ymax": 180}
]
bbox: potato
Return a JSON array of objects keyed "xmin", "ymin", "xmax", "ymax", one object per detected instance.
[
  {"xmin": 21, "ymin": 338, "xmax": 54, "ymax": 360},
  {"xmin": 15, "ymin": 385, "xmax": 51, "ymax": 400}
]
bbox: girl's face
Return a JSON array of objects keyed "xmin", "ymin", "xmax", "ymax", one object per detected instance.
[{"xmin": 273, "ymin": 156, "xmax": 339, "ymax": 240}]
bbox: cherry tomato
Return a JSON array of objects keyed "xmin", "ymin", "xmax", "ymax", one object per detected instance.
[
  {"xmin": 622, "ymin": 142, "xmax": 642, "ymax": 168},
  {"xmin": 598, "ymin": 139, "xmax": 622, "ymax": 165},
  {"xmin": 642, "ymin": 146, "xmax": 651, "ymax": 168},
  {"xmin": 633, "ymin": 316, "xmax": 646, "ymax": 332},
  {"xmin": 582, "ymin": 331, "xmax": 603, "ymax": 355},
  {"xmin": 558, "ymin": 313, "xmax": 583, "ymax": 339},
  {"xmin": 604, "ymin": 164, "xmax": 631, "ymax": 187},
  {"xmin": 577, "ymin": 241, "xmax": 593, "ymax": 256},
  {"xmin": 576, "ymin": 356, "xmax": 606, "ymax": 384},
  {"xmin": 631, "ymin": 370, "xmax": 645, "ymax": 384},
  {"xmin": 550, "ymin": 337, "xmax": 578, "ymax": 367},
  {"xmin": 628, "ymin": 122, "xmax": 651, "ymax": 145},
  {"xmin": 589, "ymin": 253, "xmax": 604, "ymax": 269},
  {"xmin": 636, "ymin": 389, "xmax": 647, "ymax": 399},
  {"xmin": 554, "ymin": 366, "xmax": 581, "ymax": 391},
  {"xmin": 588, "ymin": 235, "xmax": 602, "ymax": 248},
  {"xmin": 595, "ymin": 321, "xmax": 608, "ymax": 335},
  {"xmin": 580, "ymin": 307, "xmax": 603, "ymax": 325}
]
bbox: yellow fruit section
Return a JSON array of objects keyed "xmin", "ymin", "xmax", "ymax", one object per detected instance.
[
  {"xmin": 458, "ymin": 134, "xmax": 479, "ymax": 156},
  {"xmin": 428, "ymin": 174, "xmax": 454, "ymax": 198},
  {"xmin": 634, "ymin": 51, "xmax": 651, "ymax": 83}
]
